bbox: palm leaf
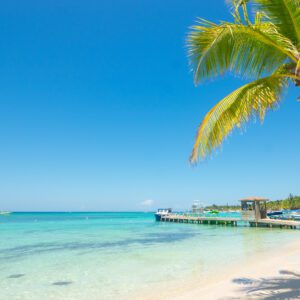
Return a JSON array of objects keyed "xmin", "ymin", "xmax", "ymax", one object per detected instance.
[
  {"xmin": 188, "ymin": 20, "xmax": 298, "ymax": 83},
  {"xmin": 190, "ymin": 75, "xmax": 289, "ymax": 162},
  {"xmin": 253, "ymin": 0, "xmax": 300, "ymax": 47}
]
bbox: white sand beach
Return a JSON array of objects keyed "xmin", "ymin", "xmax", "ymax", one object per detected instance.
[
  {"xmin": 175, "ymin": 240, "xmax": 300, "ymax": 300},
  {"xmin": 134, "ymin": 240, "xmax": 300, "ymax": 300}
]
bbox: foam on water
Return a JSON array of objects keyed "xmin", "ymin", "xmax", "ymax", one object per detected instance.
[{"xmin": 0, "ymin": 212, "xmax": 299, "ymax": 299}]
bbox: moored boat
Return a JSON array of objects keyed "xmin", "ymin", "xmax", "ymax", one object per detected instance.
[
  {"xmin": 267, "ymin": 211, "xmax": 283, "ymax": 217},
  {"xmin": 155, "ymin": 208, "xmax": 172, "ymax": 221},
  {"xmin": 0, "ymin": 211, "xmax": 11, "ymax": 216},
  {"xmin": 208, "ymin": 210, "xmax": 219, "ymax": 214},
  {"xmin": 290, "ymin": 212, "xmax": 300, "ymax": 220},
  {"xmin": 191, "ymin": 201, "xmax": 204, "ymax": 214}
]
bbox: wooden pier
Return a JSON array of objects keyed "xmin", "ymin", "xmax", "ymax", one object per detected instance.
[
  {"xmin": 160, "ymin": 214, "xmax": 300, "ymax": 229},
  {"xmin": 161, "ymin": 214, "xmax": 239, "ymax": 226},
  {"xmin": 249, "ymin": 218, "xmax": 300, "ymax": 229}
]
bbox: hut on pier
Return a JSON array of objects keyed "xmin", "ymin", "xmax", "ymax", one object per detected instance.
[{"xmin": 240, "ymin": 197, "xmax": 268, "ymax": 221}]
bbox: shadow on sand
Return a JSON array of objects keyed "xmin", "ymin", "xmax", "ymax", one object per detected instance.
[{"xmin": 231, "ymin": 270, "xmax": 300, "ymax": 299}]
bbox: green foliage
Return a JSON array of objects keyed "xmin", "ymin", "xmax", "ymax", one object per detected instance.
[
  {"xmin": 254, "ymin": 0, "xmax": 300, "ymax": 47},
  {"xmin": 188, "ymin": 0, "xmax": 300, "ymax": 162},
  {"xmin": 206, "ymin": 194, "xmax": 300, "ymax": 211},
  {"xmin": 205, "ymin": 204, "xmax": 240, "ymax": 211},
  {"xmin": 188, "ymin": 20, "xmax": 297, "ymax": 83},
  {"xmin": 267, "ymin": 194, "xmax": 300, "ymax": 210},
  {"xmin": 191, "ymin": 75, "xmax": 288, "ymax": 159}
]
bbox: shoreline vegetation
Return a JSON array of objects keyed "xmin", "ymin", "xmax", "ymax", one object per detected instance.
[{"xmin": 205, "ymin": 194, "xmax": 300, "ymax": 211}]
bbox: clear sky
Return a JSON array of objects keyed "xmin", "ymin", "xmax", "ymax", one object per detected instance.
[{"xmin": 0, "ymin": 0, "xmax": 299, "ymax": 211}]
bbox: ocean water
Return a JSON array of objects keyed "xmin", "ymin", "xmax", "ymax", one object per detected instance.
[{"xmin": 0, "ymin": 212, "xmax": 299, "ymax": 300}]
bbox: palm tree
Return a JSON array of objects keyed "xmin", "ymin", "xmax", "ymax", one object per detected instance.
[{"xmin": 188, "ymin": 0, "xmax": 300, "ymax": 163}]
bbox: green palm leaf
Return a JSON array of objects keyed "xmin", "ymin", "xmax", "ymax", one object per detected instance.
[
  {"xmin": 188, "ymin": 0, "xmax": 300, "ymax": 163},
  {"xmin": 188, "ymin": 20, "xmax": 298, "ymax": 83},
  {"xmin": 190, "ymin": 75, "xmax": 289, "ymax": 162},
  {"xmin": 253, "ymin": 0, "xmax": 300, "ymax": 47}
]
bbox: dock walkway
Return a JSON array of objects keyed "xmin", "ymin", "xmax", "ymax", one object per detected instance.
[
  {"xmin": 249, "ymin": 218, "xmax": 300, "ymax": 229},
  {"xmin": 160, "ymin": 214, "xmax": 300, "ymax": 229},
  {"xmin": 161, "ymin": 214, "xmax": 239, "ymax": 226}
]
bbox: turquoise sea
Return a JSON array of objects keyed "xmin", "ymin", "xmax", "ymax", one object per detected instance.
[{"xmin": 1, "ymin": 212, "xmax": 299, "ymax": 299}]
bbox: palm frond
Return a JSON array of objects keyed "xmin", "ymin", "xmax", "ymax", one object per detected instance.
[
  {"xmin": 188, "ymin": 20, "xmax": 298, "ymax": 83},
  {"xmin": 253, "ymin": 0, "xmax": 300, "ymax": 47},
  {"xmin": 225, "ymin": 0, "xmax": 251, "ymax": 23},
  {"xmin": 190, "ymin": 75, "xmax": 289, "ymax": 163},
  {"xmin": 296, "ymin": 59, "xmax": 300, "ymax": 76}
]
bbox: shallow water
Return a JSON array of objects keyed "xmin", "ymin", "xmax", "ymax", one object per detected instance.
[{"xmin": 0, "ymin": 212, "xmax": 299, "ymax": 299}]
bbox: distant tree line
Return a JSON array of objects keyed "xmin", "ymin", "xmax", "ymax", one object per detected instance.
[
  {"xmin": 205, "ymin": 203, "xmax": 240, "ymax": 211},
  {"xmin": 266, "ymin": 194, "xmax": 300, "ymax": 211},
  {"xmin": 205, "ymin": 195, "xmax": 300, "ymax": 211}
]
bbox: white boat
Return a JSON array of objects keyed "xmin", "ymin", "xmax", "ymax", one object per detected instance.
[
  {"xmin": 155, "ymin": 208, "xmax": 172, "ymax": 221},
  {"xmin": 0, "ymin": 211, "xmax": 11, "ymax": 216},
  {"xmin": 191, "ymin": 200, "xmax": 204, "ymax": 214},
  {"xmin": 291, "ymin": 212, "xmax": 300, "ymax": 220}
]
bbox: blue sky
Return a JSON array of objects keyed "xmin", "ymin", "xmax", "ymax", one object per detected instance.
[{"xmin": 0, "ymin": 0, "xmax": 299, "ymax": 211}]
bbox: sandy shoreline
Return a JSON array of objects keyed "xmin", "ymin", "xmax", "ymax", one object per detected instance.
[
  {"xmin": 174, "ymin": 239, "xmax": 300, "ymax": 300},
  {"xmin": 132, "ymin": 239, "xmax": 300, "ymax": 300}
]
